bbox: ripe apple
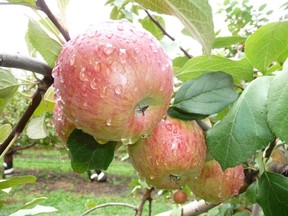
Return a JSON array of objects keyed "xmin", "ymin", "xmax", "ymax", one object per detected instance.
[
  {"xmin": 128, "ymin": 116, "xmax": 206, "ymax": 189},
  {"xmin": 52, "ymin": 19, "xmax": 174, "ymax": 144},
  {"xmin": 188, "ymin": 160, "xmax": 245, "ymax": 203},
  {"xmin": 173, "ymin": 190, "xmax": 188, "ymax": 204}
]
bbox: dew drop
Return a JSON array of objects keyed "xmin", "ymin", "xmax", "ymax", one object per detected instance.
[
  {"xmin": 106, "ymin": 57, "xmax": 114, "ymax": 65},
  {"xmin": 141, "ymin": 133, "xmax": 148, "ymax": 139},
  {"xmin": 121, "ymin": 136, "xmax": 139, "ymax": 145},
  {"xmin": 83, "ymin": 101, "xmax": 88, "ymax": 108},
  {"xmin": 133, "ymin": 86, "xmax": 139, "ymax": 92},
  {"xmin": 173, "ymin": 129, "xmax": 178, "ymax": 134},
  {"xmin": 117, "ymin": 24, "xmax": 124, "ymax": 31},
  {"xmin": 69, "ymin": 55, "xmax": 76, "ymax": 66},
  {"xmin": 92, "ymin": 62, "xmax": 101, "ymax": 72},
  {"xmin": 79, "ymin": 67, "xmax": 88, "ymax": 81},
  {"xmin": 119, "ymin": 48, "xmax": 127, "ymax": 64},
  {"xmin": 149, "ymin": 43, "xmax": 158, "ymax": 53},
  {"xmin": 95, "ymin": 138, "xmax": 109, "ymax": 144},
  {"xmin": 114, "ymin": 85, "xmax": 122, "ymax": 95},
  {"xmin": 81, "ymin": 86, "xmax": 88, "ymax": 97},
  {"xmin": 149, "ymin": 175, "xmax": 155, "ymax": 180},
  {"xmin": 106, "ymin": 32, "xmax": 113, "ymax": 39},
  {"xmin": 132, "ymin": 37, "xmax": 137, "ymax": 43},
  {"xmin": 103, "ymin": 43, "xmax": 115, "ymax": 55},
  {"xmin": 87, "ymin": 29, "xmax": 95, "ymax": 38},
  {"xmin": 100, "ymin": 86, "xmax": 107, "ymax": 98},
  {"xmin": 90, "ymin": 78, "xmax": 97, "ymax": 90},
  {"xmin": 165, "ymin": 124, "xmax": 172, "ymax": 131},
  {"xmin": 106, "ymin": 118, "xmax": 112, "ymax": 126}
]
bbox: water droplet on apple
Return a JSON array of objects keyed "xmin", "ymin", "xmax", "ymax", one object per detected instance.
[
  {"xmin": 69, "ymin": 54, "xmax": 76, "ymax": 66},
  {"xmin": 106, "ymin": 32, "xmax": 113, "ymax": 39},
  {"xmin": 149, "ymin": 43, "xmax": 158, "ymax": 53},
  {"xmin": 79, "ymin": 67, "xmax": 88, "ymax": 81},
  {"xmin": 133, "ymin": 86, "xmax": 139, "ymax": 92},
  {"xmin": 100, "ymin": 86, "xmax": 107, "ymax": 98},
  {"xmin": 95, "ymin": 138, "xmax": 109, "ymax": 144},
  {"xmin": 119, "ymin": 48, "xmax": 127, "ymax": 64},
  {"xmin": 114, "ymin": 85, "xmax": 122, "ymax": 95},
  {"xmin": 92, "ymin": 62, "xmax": 101, "ymax": 72},
  {"xmin": 117, "ymin": 24, "xmax": 124, "ymax": 31},
  {"xmin": 83, "ymin": 101, "xmax": 88, "ymax": 108},
  {"xmin": 103, "ymin": 43, "xmax": 115, "ymax": 55},
  {"xmin": 165, "ymin": 124, "xmax": 172, "ymax": 131},
  {"xmin": 121, "ymin": 136, "xmax": 139, "ymax": 145},
  {"xmin": 90, "ymin": 78, "xmax": 97, "ymax": 90},
  {"xmin": 149, "ymin": 175, "xmax": 155, "ymax": 180},
  {"xmin": 106, "ymin": 118, "xmax": 112, "ymax": 126},
  {"xmin": 81, "ymin": 86, "xmax": 88, "ymax": 97},
  {"xmin": 132, "ymin": 37, "xmax": 137, "ymax": 43},
  {"xmin": 87, "ymin": 29, "xmax": 95, "ymax": 38},
  {"xmin": 106, "ymin": 57, "xmax": 114, "ymax": 65},
  {"xmin": 173, "ymin": 129, "xmax": 178, "ymax": 134},
  {"xmin": 141, "ymin": 133, "xmax": 148, "ymax": 139}
]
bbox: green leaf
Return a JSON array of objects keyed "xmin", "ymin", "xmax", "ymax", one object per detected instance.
[
  {"xmin": 0, "ymin": 175, "xmax": 36, "ymax": 190},
  {"xmin": 7, "ymin": 0, "xmax": 35, "ymax": 4},
  {"xmin": 175, "ymin": 55, "xmax": 253, "ymax": 82},
  {"xmin": 213, "ymin": 36, "xmax": 246, "ymax": 48},
  {"xmin": 139, "ymin": 15, "xmax": 165, "ymax": 40},
  {"xmin": 33, "ymin": 86, "xmax": 55, "ymax": 116},
  {"xmin": 67, "ymin": 129, "xmax": 116, "ymax": 173},
  {"xmin": 26, "ymin": 115, "xmax": 48, "ymax": 139},
  {"xmin": 0, "ymin": 124, "xmax": 12, "ymax": 143},
  {"xmin": 267, "ymin": 63, "xmax": 288, "ymax": 143},
  {"xmin": 27, "ymin": 19, "xmax": 62, "ymax": 67},
  {"xmin": 173, "ymin": 72, "xmax": 238, "ymax": 115},
  {"xmin": 243, "ymin": 181, "xmax": 258, "ymax": 203},
  {"xmin": 245, "ymin": 21, "xmax": 288, "ymax": 73},
  {"xmin": 168, "ymin": 107, "xmax": 208, "ymax": 120},
  {"xmin": 206, "ymin": 77, "xmax": 275, "ymax": 169},
  {"xmin": 10, "ymin": 205, "xmax": 58, "ymax": 216},
  {"xmin": 134, "ymin": 0, "xmax": 215, "ymax": 54},
  {"xmin": 0, "ymin": 69, "xmax": 19, "ymax": 99},
  {"xmin": 257, "ymin": 172, "xmax": 288, "ymax": 216},
  {"xmin": 19, "ymin": 197, "xmax": 47, "ymax": 210},
  {"xmin": 171, "ymin": 204, "xmax": 182, "ymax": 216}
]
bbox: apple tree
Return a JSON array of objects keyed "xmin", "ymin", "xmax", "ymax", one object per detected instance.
[{"xmin": 0, "ymin": 0, "xmax": 288, "ymax": 215}]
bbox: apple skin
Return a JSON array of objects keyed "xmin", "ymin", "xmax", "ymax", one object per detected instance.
[
  {"xmin": 173, "ymin": 190, "xmax": 188, "ymax": 204},
  {"xmin": 52, "ymin": 19, "xmax": 173, "ymax": 144},
  {"xmin": 128, "ymin": 116, "xmax": 206, "ymax": 189},
  {"xmin": 188, "ymin": 160, "xmax": 245, "ymax": 203}
]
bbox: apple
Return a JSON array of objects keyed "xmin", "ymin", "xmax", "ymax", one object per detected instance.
[
  {"xmin": 173, "ymin": 190, "xmax": 188, "ymax": 204},
  {"xmin": 188, "ymin": 160, "xmax": 245, "ymax": 203},
  {"xmin": 52, "ymin": 19, "xmax": 174, "ymax": 144},
  {"xmin": 128, "ymin": 116, "xmax": 206, "ymax": 189}
]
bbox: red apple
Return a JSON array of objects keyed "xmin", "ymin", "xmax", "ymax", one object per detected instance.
[
  {"xmin": 52, "ymin": 19, "xmax": 174, "ymax": 144},
  {"xmin": 128, "ymin": 116, "xmax": 206, "ymax": 189},
  {"xmin": 188, "ymin": 160, "xmax": 245, "ymax": 203},
  {"xmin": 173, "ymin": 190, "xmax": 188, "ymax": 204}
]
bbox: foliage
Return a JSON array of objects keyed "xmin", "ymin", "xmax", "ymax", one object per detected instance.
[{"xmin": 0, "ymin": 0, "xmax": 288, "ymax": 215}]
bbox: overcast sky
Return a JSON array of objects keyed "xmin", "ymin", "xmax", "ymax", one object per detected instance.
[{"xmin": 0, "ymin": 0, "xmax": 286, "ymax": 57}]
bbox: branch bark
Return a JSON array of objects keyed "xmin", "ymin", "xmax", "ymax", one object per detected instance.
[
  {"xmin": 156, "ymin": 200, "xmax": 219, "ymax": 216},
  {"xmin": 36, "ymin": 0, "xmax": 70, "ymax": 42},
  {"xmin": 0, "ymin": 53, "xmax": 52, "ymax": 76}
]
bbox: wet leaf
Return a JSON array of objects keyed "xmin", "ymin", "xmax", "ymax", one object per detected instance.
[
  {"xmin": 0, "ymin": 176, "xmax": 36, "ymax": 190},
  {"xmin": 26, "ymin": 115, "xmax": 48, "ymax": 139}
]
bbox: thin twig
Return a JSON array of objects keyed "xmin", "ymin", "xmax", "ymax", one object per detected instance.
[
  {"xmin": 144, "ymin": 10, "xmax": 192, "ymax": 59},
  {"xmin": 36, "ymin": 0, "xmax": 70, "ymax": 42},
  {"xmin": 0, "ymin": 53, "xmax": 52, "ymax": 76},
  {"xmin": 136, "ymin": 187, "xmax": 154, "ymax": 216},
  {"xmin": 80, "ymin": 202, "xmax": 138, "ymax": 216},
  {"xmin": 0, "ymin": 75, "xmax": 53, "ymax": 156}
]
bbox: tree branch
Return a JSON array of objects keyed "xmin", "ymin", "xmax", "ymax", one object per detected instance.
[
  {"xmin": 156, "ymin": 199, "xmax": 219, "ymax": 216},
  {"xmin": 136, "ymin": 187, "xmax": 154, "ymax": 216},
  {"xmin": 80, "ymin": 202, "xmax": 138, "ymax": 216},
  {"xmin": 144, "ymin": 10, "xmax": 192, "ymax": 59},
  {"xmin": 0, "ymin": 75, "xmax": 53, "ymax": 156},
  {"xmin": 36, "ymin": 0, "xmax": 70, "ymax": 42},
  {"xmin": 0, "ymin": 53, "xmax": 52, "ymax": 76}
]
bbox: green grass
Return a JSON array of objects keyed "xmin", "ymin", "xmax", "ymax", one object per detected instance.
[{"xmin": 0, "ymin": 147, "xmax": 174, "ymax": 216}]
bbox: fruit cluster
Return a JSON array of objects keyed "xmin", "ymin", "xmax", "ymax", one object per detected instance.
[{"xmin": 53, "ymin": 19, "xmax": 245, "ymax": 204}]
